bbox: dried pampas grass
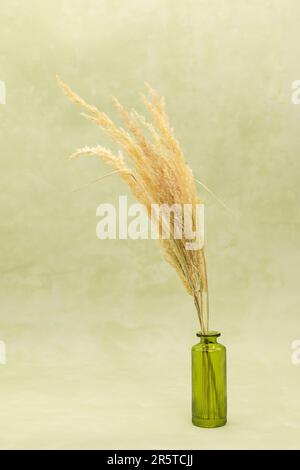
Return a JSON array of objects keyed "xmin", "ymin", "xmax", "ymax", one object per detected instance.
[{"xmin": 57, "ymin": 77, "xmax": 209, "ymax": 333}]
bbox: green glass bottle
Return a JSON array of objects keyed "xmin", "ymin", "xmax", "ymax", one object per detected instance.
[{"xmin": 192, "ymin": 331, "xmax": 227, "ymax": 428}]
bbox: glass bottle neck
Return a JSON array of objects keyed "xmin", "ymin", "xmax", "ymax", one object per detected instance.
[
  {"xmin": 197, "ymin": 331, "xmax": 221, "ymax": 344},
  {"xmin": 200, "ymin": 336, "xmax": 218, "ymax": 344}
]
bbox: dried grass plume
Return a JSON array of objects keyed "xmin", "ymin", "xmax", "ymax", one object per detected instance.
[{"xmin": 57, "ymin": 77, "xmax": 209, "ymax": 333}]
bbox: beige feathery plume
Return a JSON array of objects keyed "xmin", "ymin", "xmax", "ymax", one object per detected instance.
[{"xmin": 57, "ymin": 76, "xmax": 209, "ymax": 332}]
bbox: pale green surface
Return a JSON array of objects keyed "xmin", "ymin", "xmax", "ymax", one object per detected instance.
[{"xmin": 0, "ymin": 0, "xmax": 300, "ymax": 449}]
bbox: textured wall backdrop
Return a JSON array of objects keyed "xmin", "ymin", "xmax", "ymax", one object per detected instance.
[{"xmin": 0, "ymin": 0, "xmax": 299, "ymax": 449}]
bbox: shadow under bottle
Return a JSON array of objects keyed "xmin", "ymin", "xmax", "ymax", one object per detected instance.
[{"xmin": 192, "ymin": 331, "xmax": 227, "ymax": 428}]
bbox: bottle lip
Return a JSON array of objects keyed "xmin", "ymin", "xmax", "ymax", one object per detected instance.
[{"xmin": 196, "ymin": 330, "xmax": 221, "ymax": 338}]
